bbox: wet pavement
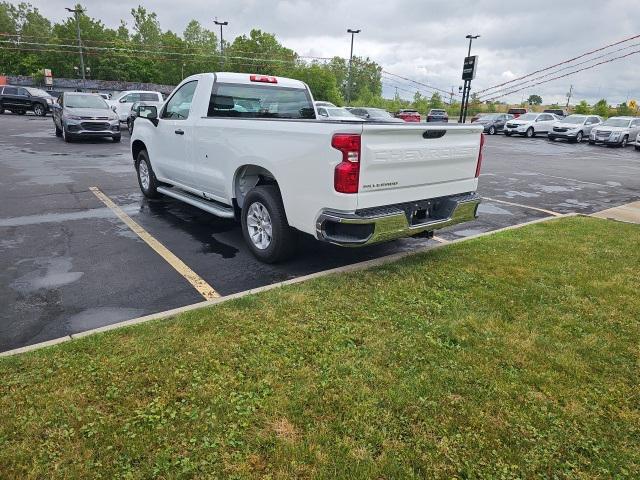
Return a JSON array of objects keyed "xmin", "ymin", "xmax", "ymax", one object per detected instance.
[{"xmin": 1, "ymin": 113, "xmax": 639, "ymax": 352}]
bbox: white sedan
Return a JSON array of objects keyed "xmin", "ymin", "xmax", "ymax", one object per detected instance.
[
  {"xmin": 316, "ymin": 106, "xmax": 362, "ymax": 121},
  {"xmin": 504, "ymin": 112, "xmax": 558, "ymax": 138}
]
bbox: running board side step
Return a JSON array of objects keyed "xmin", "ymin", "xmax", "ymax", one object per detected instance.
[{"xmin": 157, "ymin": 187, "xmax": 235, "ymax": 218}]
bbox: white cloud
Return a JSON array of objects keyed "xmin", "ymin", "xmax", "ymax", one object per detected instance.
[{"xmin": 30, "ymin": 0, "xmax": 640, "ymax": 105}]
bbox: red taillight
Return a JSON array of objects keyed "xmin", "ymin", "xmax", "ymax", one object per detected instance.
[
  {"xmin": 332, "ymin": 133, "xmax": 361, "ymax": 194},
  {"xmin": 250, "ymin": 74, "xmax": 277, "ymax": 83},
  {"xmin": 475, "ymin": 133, "xmax": 485, "ymax": 178}
]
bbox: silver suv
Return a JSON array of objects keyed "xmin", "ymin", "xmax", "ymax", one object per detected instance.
[
  {"xmin": 548, "ymin": 115, "xmax": 602, "ymax": 143},
  {"xmin": 589, "ymin": 116, "xmax": 640, "ymax": 147}
]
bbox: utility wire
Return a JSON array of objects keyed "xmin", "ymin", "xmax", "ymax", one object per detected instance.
[
  {"xmin": 382, "ymin": 70, "xmax": 459, "ymax": 96},
  {"xmin": 478, "ymin": 41, "xmax": 640, "ymax": 100},
  {"xmin": 482, "ymin": 48, "xmax": 640, "ymax": 102},
  {"xmin": 477, "ymin": 32, "xmax": 640, "ymax": 95}
]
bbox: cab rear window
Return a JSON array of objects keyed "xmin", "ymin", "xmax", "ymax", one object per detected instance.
[{"xmin": 207, "ymin": 83, "xmax": 315, "ymax": 119}]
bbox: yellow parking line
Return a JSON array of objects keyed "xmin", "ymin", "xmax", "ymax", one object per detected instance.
[
  {"xmin": 482, "ymin": 196, "xmax": 563, "ymax": 217},
  {"xmin": 90, "ymin": 187, "xmax": 220, "ymax": 300}
]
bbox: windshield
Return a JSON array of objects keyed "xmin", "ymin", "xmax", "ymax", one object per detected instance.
[
  {"xmin": 561, "ymin": 115, "xmax": 586, "ymax": 125},
  {"xmin": 430, "ymin": 110, "xmax": 446, "ymax": 114},
  {"xmin": 516, "ymin": 113, "xmax": 538, "ymax": 121},
  {"xmin": 65, "ymin": 95, "xmax": 109, "ymax": 109},
  {"xmin": 25, "ymin": 87, "xmax": 52, "ymax": 97},
  {"xmin": 602, "ymin": 118, "xmax": 631, "ymax": 127},
  {"xmin": 327, "ymin": 108, "xmax": 358, "ymax": 118},
  {"xmin": 368, "ymin": 109, "xmax": 393, "ymax": 118}
]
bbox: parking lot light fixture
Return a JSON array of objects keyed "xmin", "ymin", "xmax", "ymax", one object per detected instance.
[
  {"xmin": 214, "ymin": 18, "xmax": 229, "ymax": 70},
  {"xmin": 347, "ymin": 28, "xmax": 361, "ymax": 105},
  {"xmin": 65, "ymin": 7, "xmax": 86, "ymax": 82}
]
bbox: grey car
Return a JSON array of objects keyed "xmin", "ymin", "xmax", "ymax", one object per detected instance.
[
  {"xmin": 589, "ymin": 116, "xmax": 640, "ymax": 147},
  {"xmin": 472, "ymin": 113, "xmax": 513, "ymax": 134},
  {"xmin": 51, "ymin": 92, "xmax": 121, "ymax": 143},
  {"xmin": 346, "ymin": 107, "xmax": 404, "ymax": 123},
  {"xmin": 548, "ymin": 115, "xmax": 603, "ymax": 143}
]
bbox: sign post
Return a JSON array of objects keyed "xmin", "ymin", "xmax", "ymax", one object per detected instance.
[{"xmin": 459, "ymin": 55, "xmax": 478, "ymax": 123}]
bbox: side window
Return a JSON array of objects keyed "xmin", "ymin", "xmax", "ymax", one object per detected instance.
[
  {"xmin": 4, "ymin": 86, "xmax": 18, "ymax": 95},
  {"xmin": 140, "ymin": 92, "xmax": 159, "ymax": 102},
  {"xmin": 162, "ymin": 81, "xmax": 197, "ymax": 120},
  {"xmin": 17, "ymin": 87, "xmax": 28, "ymax": 96},
  {"xmin": 121, "ymin": 93, "xmax": 140, "ymax": 103},
  {"xmin": 631, "ymin": 119, "xmax": 640, "ymax": 127},
  {"xmin": 317, "ymin": 107, "xmax": 328, "ymax": 117}
]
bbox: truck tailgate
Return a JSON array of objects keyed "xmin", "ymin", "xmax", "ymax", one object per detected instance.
[{"xmin": 357, "ymin": 124, "xmax": 483, "ymax": 208}]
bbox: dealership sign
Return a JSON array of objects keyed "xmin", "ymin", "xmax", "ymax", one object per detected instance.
[{"xmin": 462, "ymin": 56, "xmax": 478, "ymax": 81}]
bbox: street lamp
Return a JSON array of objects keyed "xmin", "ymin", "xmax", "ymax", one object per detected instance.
[
  {"xmin": 346, "ymin": 28, "xmax": 361, "ymax": 105},
  {"xmin": 65, "ymin": 7, "xmax": 85, "ymax": 81},
  {"xmin": 459, "ymin": 34, "xmax": 480, "ymax": 123},
  {"xmin": 214, "ymin": 18, "xmax": 229, "ymax": 70}
]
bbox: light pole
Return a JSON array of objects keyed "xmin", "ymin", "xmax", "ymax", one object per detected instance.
[
  {"xmin": 459, "ymin": 34, "xmax": 479, "ymax": 123},
  {"xmin": 65, "ymin": 7, "xmax": 85, "ymax": 81},
  {"xmin": 346, "ymin": 28, "xmax": 360, "ymax": 105},
  {"xmin": 214, "ymin": 18, "xmax": 228, "ymax": 70}
]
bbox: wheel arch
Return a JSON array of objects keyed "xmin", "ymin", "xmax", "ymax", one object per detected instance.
[
  {"xmin": 233, "ymin": 164, "xmax": 279, "ymax": 210},
  {"xmin": 131, "ymin": 140, "xmax": 147, "ymax": 163}
]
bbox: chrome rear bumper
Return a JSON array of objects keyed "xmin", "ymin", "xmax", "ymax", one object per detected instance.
[{"xmin": 316, "ymin": 193, "xmax": 480, "ymax": 247}]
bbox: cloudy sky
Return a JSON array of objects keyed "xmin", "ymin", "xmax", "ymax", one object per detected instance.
[{"xmin": 32, "ymin": 0, "xmax": 640, "ymax": 105}]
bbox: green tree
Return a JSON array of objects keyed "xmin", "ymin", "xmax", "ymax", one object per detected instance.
[
  {"xmin": 592, "ymin": 99, "xmax": 609, "ymax": 117},
  {"xmin": 429, "ymin": 92, "xmax": 444, "ymax": 110},
  {"xmin": 574, "ymin": 100, "xmax": 590, "ymax": 114},
  {"xmin": 527, "ymin": 94, "xmax": 543, "ymax": 105},
  {"xmin": 616, "ymin": 102, "xmax": 632, "ymax": 116},
  {"xmin": 291, "ymin": 63, "xmax": 342, "ymax": 105}
]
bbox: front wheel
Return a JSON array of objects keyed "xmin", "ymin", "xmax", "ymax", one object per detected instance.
[
  {"xmin": 127, "ymin": 120, "xmax": 133, "ymax": 135},
  {"xmin": 621, "ymin": 135, "xmax": 628, "ymax": 148},
  {"xmin": 33, "ymin": 103, "xmax": 46, "ymax": 116},
  {"xmin": 62, "ymin": 126, "xmax": 74, "ymax": 143},
  {"xmin": 241, "ymin": 185, "xmax": 296, "ymax": 263},
  {"xmin": 55, "ymin": 125, "xmax": 62, "ymax": 137},
  {"xmin": 0, "ymin": 102, "xmax": 4, "ymax": 114},
  {"xmin": 525, "ymin": 127, "xmax": 535, "ymax": 138},
  {"xmin": 576, "ymin": 131, "xmax": 583, "ymax": 143},
  {"xmin": 112, "ymin": 135, "xmax": 121, "ymax": 143},
  {"xmin": 135, "ymin": 150, "xmax": 160, "ymax": 198},
  {"xmin": 488, "ymin": 126, "xmax": 496, "ymax": 135},
  {"xmin": 16, "ymin": 110, "xmax": 26, "ymax": 115},
  {"xmin": 505, "ymin": 132, "xmax": 512, "ymax": 137}
]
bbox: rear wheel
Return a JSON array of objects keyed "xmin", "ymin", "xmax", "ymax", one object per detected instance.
[
  {"xmin": 113, "ymin": 135, "xmax": 121, "ymax": 143},
  {"xmin": 241, "ymin": 185, "xmax": 296, "ymax": 263},
  {"xmin": 135, "ymin": 150, "xmax": 160, "ymax": 198},
  {"xmin": 505, "ymin": 131, "xmax": 512, "ymax": 137},
  {"xmin": 488, "ymin": 126, "xmax": 496, "ymax": 135},
  {"xmin": 0, "ymin": 102, "xmax": 4, "ymax": 114},
  {"xmin": 127, "ymin": 119, "xmax": 133, "ymax": 135},
  {"xmin": 588, "ymin": 140, "xmax": 595, "ymax": 145},
  {"xmin": 33, "ymin": 103, "xmax": 46, "ymax": 116},
  {"xmin": 525, "ymin": 127, "xmax": 535, "ymax": 138}
]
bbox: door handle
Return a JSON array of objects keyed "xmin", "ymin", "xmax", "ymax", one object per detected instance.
[{"xmin": 174, "ymin": 129, "xmax": 184, "ymax": 135}]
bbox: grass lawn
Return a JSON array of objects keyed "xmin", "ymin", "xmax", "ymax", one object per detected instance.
[{"xmin": 1, "ymin": 216, "xmax": 639, "ymax": 479}]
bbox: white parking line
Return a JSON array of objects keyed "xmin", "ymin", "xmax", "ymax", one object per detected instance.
[{"xmin": 482, "ymin": 197, "xmax": 564, "ymax": 217}]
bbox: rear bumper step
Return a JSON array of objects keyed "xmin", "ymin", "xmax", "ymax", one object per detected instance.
[
  {"xmin": 157, "ymin": 186, "xmax": 235, "ymax": 218},
  {"xmin": 316, "ymin": 193, "xmax": 480, "ymax": 246}
]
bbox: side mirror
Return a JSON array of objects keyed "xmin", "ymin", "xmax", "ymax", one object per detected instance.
[
  {"xmin": 137, "ymin": 105, "xmax": 158, "ymax": 126},
  {"xmin": 119, "ymin": 97, "xmax": 128, "ymax": 103},
  {"xmin": 111, "ymin": 105, "xmax": 117, "ymax": 112}
]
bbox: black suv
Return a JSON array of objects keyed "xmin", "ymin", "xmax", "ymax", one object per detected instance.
[{"xmin": 0, "ymin": 85, "xmax": 55, "ymax": 116}]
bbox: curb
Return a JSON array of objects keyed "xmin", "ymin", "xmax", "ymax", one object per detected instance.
[{"xmin": 0, "ymin": 213, "xmax": 576, "ymax": 358}]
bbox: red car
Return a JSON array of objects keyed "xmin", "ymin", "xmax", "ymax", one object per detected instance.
[{"xmin": 395, "ymin": 109, "xmax": 421, "ymax": 122}]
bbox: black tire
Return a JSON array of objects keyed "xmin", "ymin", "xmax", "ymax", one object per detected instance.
[
  {"xmin": 113, "ymin": 135, "xmax": 121, "ymax": 143},
  {"xmin": 127, "ymin": 120, "xmax": 133, "ymax": 135},
  {"xmin": 525, "ymin": 127, "xmax": 535, "ymax": 138},
  {"xmin": 55, "ymin": 125, "xmax": 62, "ymax": 137},
  {"xmin": 635, "ymin": 145, "xmax": 640, "ymax": 151},
  {"xmin": 0, "ymin": 102, "xmax": 4, "ymax": 114},
  {"xmin": 488, "ymin": 126, "xmax": 496, "ymax": 135},
  {"xmin": 588, "ymin": 140, "xmax": 595, "ymax": 145},
  {"xmin": 505, "ymin": 132, "xmax": 512, "ymax": 137},
  {"xmin": 241, "ymin": 185, "xmax": 296, "ymax": 263},
  {"xmin": 62, "ymin": 126, "xmax": 74, "ymax": 143},
  {"xmin": 576, "ymin": 131, "xmax": 583, "ymax": 143},
  {"xmin": 135, "ymin": 150, "xmax": 160, "ymax": 199},
  {"xmin": 33, "ymin": 103, "xmax": 46, "ymax": 116},
  {"xmin": 17, "ymin": 110, "xmax": 26, "ymax": 115},
  {"xmin": 621, "ymin": 135, "xmax": 628, "ymax": 148}
]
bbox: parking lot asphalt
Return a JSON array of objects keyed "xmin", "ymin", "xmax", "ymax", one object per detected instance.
[{"xmin": 1, "ymin": 113, "xmax": 639, "ymax": 352}]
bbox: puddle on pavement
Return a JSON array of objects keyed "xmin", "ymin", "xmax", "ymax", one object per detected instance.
[
  {"xmin": 66, "ymin": 307, "xmax": 144, "ymax": 332},
  {"xmin": 10, "ymin": 256, "xmax": 84, "ymax": 294}
]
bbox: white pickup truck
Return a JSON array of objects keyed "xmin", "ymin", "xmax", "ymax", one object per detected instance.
[{"xmin": 131, "ymin": 73, "xmax": 484, "ymax": 262}]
